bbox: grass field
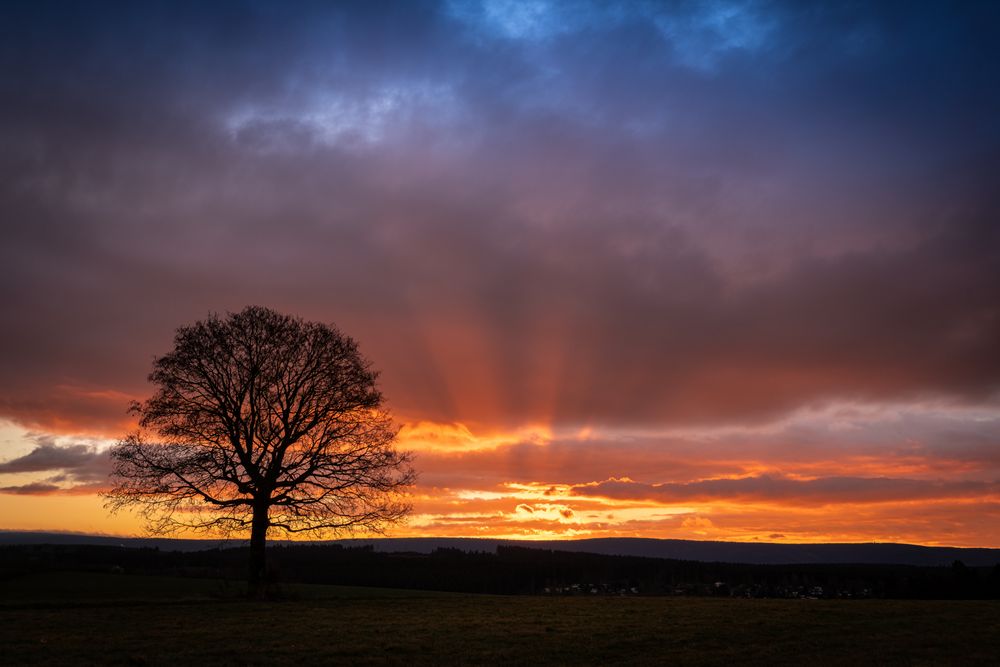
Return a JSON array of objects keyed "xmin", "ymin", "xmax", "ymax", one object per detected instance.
[{"xmin": 2, "ymin": 572, "xmax": 998, "ymax": 665}]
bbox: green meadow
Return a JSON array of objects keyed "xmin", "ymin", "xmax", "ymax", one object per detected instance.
[{"xmin": 2, "ymin": 572, "xmax": 998, "ymax": 665}]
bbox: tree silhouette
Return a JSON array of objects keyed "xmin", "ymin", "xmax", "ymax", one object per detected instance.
[{"xmin": 105, "ymin": 306, "xmax": 415, "ymax": 595}]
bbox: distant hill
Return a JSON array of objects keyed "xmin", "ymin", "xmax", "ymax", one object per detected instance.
[
  {"xmin": 329, "ymin": 537, "xmax": 1000, "ymax": 567},
  {"xmin": 2, "ymin": 532, "xmax": 998, "ymax": 566},
  {"xmin": 0, "ymin": 531, "xmax": 239, "ymax": 552}
]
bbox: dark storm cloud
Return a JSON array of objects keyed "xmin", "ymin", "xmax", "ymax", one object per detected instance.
[
  {"xmin": 572, "ymin": 475, "xmax": 1000, "ymax": 506},
  {"xmin": 0, "ymin": 483, "xmax": 62, "ymax": 495},
  {"xmin": 0, "ymin": 440, "xmax": 98, "ymax": 474},
  {"xmin": 0, "ymin": 435, "xmax": 111, "ymax": 483},
  {"xmin": 1, "ymin": 1, "xmax": 999, "ymax": 433},
  {"xmin": 0, "ymin": 434, "xmax": 111, "ymax": 494}
]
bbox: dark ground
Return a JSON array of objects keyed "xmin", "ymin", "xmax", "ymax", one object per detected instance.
[{"xmin": 2, "ymin": 571, "xmax": 998, "ymax": 665}]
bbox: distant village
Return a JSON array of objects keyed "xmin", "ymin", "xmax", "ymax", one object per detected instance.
[{"xmin": 543, "ymin": 582, "xmax": 872, "ymax": 599}]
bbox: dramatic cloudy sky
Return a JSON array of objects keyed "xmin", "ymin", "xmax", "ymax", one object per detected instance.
[{"xmin": 1, "ymin": 0, "xmax": 998, "ymax": 545}]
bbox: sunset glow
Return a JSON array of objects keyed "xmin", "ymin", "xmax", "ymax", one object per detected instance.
[{"xmin": 1, "ymin": 1, "xmax": 998, "ymax": 547}]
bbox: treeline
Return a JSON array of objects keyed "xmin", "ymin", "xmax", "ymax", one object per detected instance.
[{"xmin": 2, "ymin": 543, "xmax": 999, "ymax": 599}]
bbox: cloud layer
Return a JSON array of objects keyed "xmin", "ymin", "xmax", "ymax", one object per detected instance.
[{"xmin": 1, "ymin": 1, "xmax": 998, "ymax": 543}]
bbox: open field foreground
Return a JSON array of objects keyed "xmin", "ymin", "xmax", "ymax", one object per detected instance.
[{"xmin": 2, "ymin": 573, "xmax": 999, "ymax": 665}]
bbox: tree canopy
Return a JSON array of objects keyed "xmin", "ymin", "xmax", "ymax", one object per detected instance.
[{"xmin": 105, "ymin": 306, "xmax": 414, "ymax": 591}]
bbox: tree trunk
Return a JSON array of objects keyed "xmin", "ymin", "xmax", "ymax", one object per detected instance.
[{"xmin": 248, "ymin": 499, "xmax": 269, "ymax": 598}]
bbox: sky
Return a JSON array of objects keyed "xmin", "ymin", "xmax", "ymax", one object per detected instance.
[{"xmin": 1, "ymin": 0, "xmax": 999, "ymax": 546}]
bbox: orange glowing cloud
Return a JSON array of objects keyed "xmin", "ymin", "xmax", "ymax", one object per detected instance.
[
  {"xmin": 2, "ymin": 403, "xmax": 1000, "ymax": 547},
  {"xmin": 397, "ymin": 421, "xmax": 552, "ymax": 454}
]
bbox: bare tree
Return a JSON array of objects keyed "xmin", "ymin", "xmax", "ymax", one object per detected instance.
[{"xmin": 105, "ymin": 306, "xmax": 415, "ymax": 595}]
